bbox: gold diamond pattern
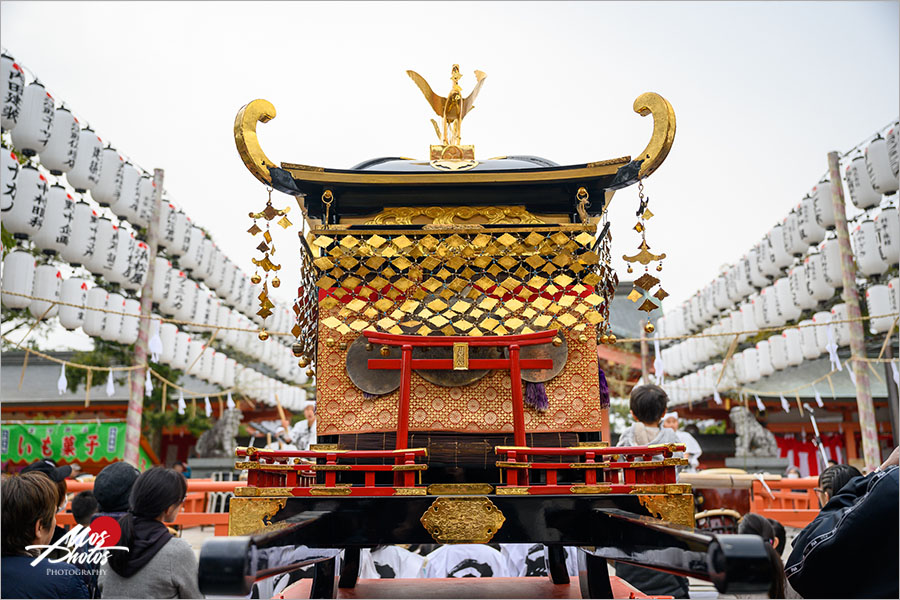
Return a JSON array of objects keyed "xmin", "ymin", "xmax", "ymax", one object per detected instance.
[{"xmin": 310, "ymin": 226, "xmax": 615, "ymax": 336}]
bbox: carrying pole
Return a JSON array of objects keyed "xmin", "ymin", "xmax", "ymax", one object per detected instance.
[
  {"xmin": 124, "ymin": 169, "xmax": 163, "ymax": 466},
  {"xmin": 827, "ymin": 152, "xmax": 879, "ymax": 471}
]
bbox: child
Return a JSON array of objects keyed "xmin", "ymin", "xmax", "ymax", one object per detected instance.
[{"xmin": 616, "ymin": 385, "xmax": 679, "ymax": 447}]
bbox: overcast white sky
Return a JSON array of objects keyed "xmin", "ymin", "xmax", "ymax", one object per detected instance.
[{"xmin": 2, "ymin": 1, "xmax": 898, "ymax": 350}]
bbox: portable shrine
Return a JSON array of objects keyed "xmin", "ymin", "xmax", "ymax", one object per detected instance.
[{"xmin": 199, "ymin": 66, "xmax": 774, "ymax": 599}]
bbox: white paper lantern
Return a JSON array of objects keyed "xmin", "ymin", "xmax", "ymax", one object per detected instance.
[
  {"xmin": 82, "ymin": 287, "xmax": 108, "ymax": 337},
  {"xmin": 132, "ymin": 175, "xmax": 156, "ymax": 228},
  {"xmin": 196, "ymin": 239, "xmax": 216, "ymax": 282},
  {"xmin": 58, "ymin": 277, "xmax": 89, "ymax": 330},
  {"xmin": 59, "ymin": 201, "xmax": 97, "ymax": 266},
  {"xmin": 110, "ymin": 162, "xmax": 141, "ymax": 221},
  {"xmin": 190, "ymin": 290, "xmax": 213, "ymax": 333},
  {"xmin": 180, "ymin": 226, "xmax": 205, "ymax": 272},
  {"xmin": 10, "ymin": 82, "xmax": 55, "ymax": 156},
  {"xmin": 798, "ymin": 319, "xmax": 820, "ymax": 360},
  {"xmin": 32, "ymin": 185, "xmax": 74, "ymax": 255},
  {"xmin": 782, "ymin": 213, "xmax": 806, "ymax": 256},
  {"xmin": 39, "ymin": 107, "xmax": 79, "ymax": 175},
  {"xmin": 768, "ymin": 334, "xmax": 788, "ymax": 370},
  {"xmin": 172, "ymin": 211, "xmax": 190, "ymax": 258},
  {"xmin": 158, "ymin": 202, "xmax": 176, "ymax": 253},
  {"xmin": 830, "ymin": 303, "xmax": 851, "ymax": 347},
  {"xmin": 199, "ymin": 347, "xmax": 215, "ymax": 382},
  {"xmin": 887, "ymin": 123, "xmax": 899, "ymax": 180},
  {"xmin": 4, "ymin": 164, "xmax": 48, "ymax": 238},
  {"xmin": 28, "ymin": 265, "xmax": 62, "ymax": 319},
  {"xmin": 747, "ymin": 246, "xmax": 770, "ymax": 287},
  {"xmin": 1, "ymin": 53, "xmax": 25, "ymax": 130},
  {"xmin": 118, "ymin": 298, "xmax": 141, "ymax": 345},
  {"xmin": 175, "ymin": 277, "xmax": 198, "ymax": 322},
  {"xmin": 224, "ymin": 358, "xmax": 237, "ymax": 388},
  {"xmin": 866, "ymin": 285, "xmax": 893, "ymax": 334},
  {"xmin": 108, "ymin": 230, "xmax": 135, "ymax": 286},
  {"xmin": 84, "ymin": 217, "xmax": 115, "ymax": 276},
  {"xmin": 844, "ymin": 155, "xmax": 882, "ymax": 210},
  {"xmin": 212, "ymin": 352, "xmax": 227, "ymax": 386},
  {"xmin": 756, "ymin": 339, "xmax": 774, "ymax": 377},
  {"xmin": 782, "ymin": 328, "xmax": 803, "ymax": 366},
  {"xmin": 767, "ymin": 224, "xmax": 792, "ymax": 270},
  {"xmin": 159, "ymin": 323, "xmax": 178, "ymax": 365},
  {"xmin": 172, "ymin": 331, "xmax": 191, "ymax": 370},
  {"xmin": 1, "ymin": 149, "xmax": 19, "ymax": 212},
  {"xmin": 206, "ymin": 249, "xmax": 227, "ymax": 291},
  {"xmin": 90, "ymin": 148, "xmax": 125, "ymax": 207},
  {"xmin": 161, "ymin": 268, "xmax": 186, "ymax": 316},
  {"xmin": 811, "ymin": 311, "xmax": 832, "ymax": 355},
  {"xmin": 741, "ymin": 348, "xmax": 761, "ymax": 383},
  {"xmin": 101, "ymin": 293, "xmax": 125, "ymax": 342},
  {"xmin": 185, "ymin": 340, "xmax": 204, "ymax": 375},
  {"xmin": 733, "ymin": 257, "xmax": 755, "ymax": 298},
  {"xmin": 761, "ymin": 285, "xmax": 785, "ymax": 327},
  {"xmin": 876, "ymin": 206, "xmax": 899, "ymax": 265},
  {"xmin": 757, "ymin": 238, "xmax": 779, "ymax": 279},
  {"xmin": 66, "ymin": 128, "xmax": 104, "ymax": 192},
  {"xmin": 219, "ymin": 260, "xmax": 237, "ymax": 301},
  {"xmin": 812, "ymin": 180, "xmax": 835, "ymax": 230},
  {"xmin": 851, "ymin": 219, "xmax": 888, "ymax": 276},
  {"xmin": 774, "ymin": 276, "xmax": 801, "ymax": 322},
  {"xmin": 788, "ymin": 265, "xmax": 816, "ymax": 310},
  {"xmin": 797, "ymin": 196, "xmax": 826, "ymax": 246},
  {"xmin": 865, "ymin": 134, "xmax": 898, "ymax": 194},
  {"xmin": 1, "ymin": 251, "xmax": 34, "ymax": 309},
  {"xmin": 890, "ymin": 277, "xmax": 900, "ymax": 314},
  {"xmin": 810, "ymin": 238, "xmax": 844, "ymax": 288},
  {"xmin": 121, "ymin": 239, "xmax": 150, "ymax": 293}
]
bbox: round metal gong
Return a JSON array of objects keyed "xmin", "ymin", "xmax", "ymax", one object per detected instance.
[
  {"xmin": 345, "ymin": 335, "xmax": 401, "ymax": 395},
  {"xmin": 413, "ymin": 343, "xmax": 504, "ymax": 388},
  {"xmin": 520, "ymin": 336, "xmax": 568, "ymax": 383}
]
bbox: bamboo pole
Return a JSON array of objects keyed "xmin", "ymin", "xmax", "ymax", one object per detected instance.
[
  {"xmin": 125, "ymin": 168, "xmax": 163, "ymax": 466},
  {"xmin": 828, "ymin": 151, "xmax": 879, "ymax": 471}
]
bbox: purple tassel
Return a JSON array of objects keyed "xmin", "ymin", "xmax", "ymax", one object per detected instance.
[
  {"xmin": 363, "ymin": 392, "xmax": 379, "ymax": 401},
  {"xmin": 524, "ymin": 381, "xmax": 549, "ymax": 412},
  {"xmin": 598, "ymin": 367, "xmax": 610, "ymax": 409}
]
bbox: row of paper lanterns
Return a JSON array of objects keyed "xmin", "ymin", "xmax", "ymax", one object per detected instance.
[
  {"xmin": 661, "ymin": 278, "xmax": 898, "ymax": 379},
  {"xmin": 658, "ymin": 125, "xmax": 898, "ymax": 341},
  {"xmin": 235, "ymin": 368, "xmax": 307, "ymax": 411},
  {"xmin": 0, "ymin": 250, "xmax": 303, "ymax": 386},
  {"xmin": 664, "ymin": 294, "xmax": 899, "ymax": 404},
  {"xmin": 0, "ymin": 50, "xmax": 294, "ymax": 340}
]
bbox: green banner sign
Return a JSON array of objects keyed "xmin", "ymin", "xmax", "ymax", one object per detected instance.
[{"xmin": 1, "ymin": 422, "xmax": 152, "ymax": 470}]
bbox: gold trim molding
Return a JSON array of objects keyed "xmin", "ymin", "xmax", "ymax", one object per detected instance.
[
  {"xmin": 366, "ymin": 206, "xmax": 545, "ymax": 226},
  {"xmin": 427, "ymin": 483, "xmax": 494, "ymax": 495},
  {"xmin": 420, "ymin": 497, "xmax": 506, "ymax": 543}
]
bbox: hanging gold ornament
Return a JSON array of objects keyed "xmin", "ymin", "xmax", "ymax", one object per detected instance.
[
  {"xmin": 272, "ymin": 276, "xmax": 281, "ymax": 288},
  {"xmin": 306, "ymin": 368, "xmax": 315, "ymax": 378},
  {"xmin": 251, "ymin": 273, "xmax": 261, "ymax": 284},
  {"xmin": 644, "ymin": 322, "xmax": 655, "ymax": 334},
  {"xmin": 258, "ymin": 330, "xmax": 269, "ymax": 341}
]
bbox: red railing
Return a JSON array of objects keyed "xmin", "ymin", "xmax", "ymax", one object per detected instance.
[
  {"xmin": 235, "ymin": 446, "xmax": 429, "ymax": 495},
  {"xmin": 749, "ymin": 476, "xmax": 820, "ymax": 528},
  {"xmin": 495, "ymin": 443, "xmax": 687, "ymax": 493}
]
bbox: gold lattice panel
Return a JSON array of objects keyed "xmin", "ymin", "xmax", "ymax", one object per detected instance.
[
  {"xmin": 316, "ymin": 324, "xmax": 602, "ymax": 435},
  {"xmin": 307, "ymin": 226, "xmax": 614, "ymax": 338}
]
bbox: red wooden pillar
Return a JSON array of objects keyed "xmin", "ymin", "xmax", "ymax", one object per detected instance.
[
  {"xmin": 509, "ymin": 344, "xmax": 526, "ymax": 448},
  {"xmin": 396, "ymin": 344, "xmax": 413, "ymax": 451}
]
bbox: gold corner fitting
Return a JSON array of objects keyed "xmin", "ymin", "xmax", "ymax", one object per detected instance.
[
  {"xmin": 228, "ymin": 497, "xmax": 287, "ymax": 536},
  {"xmin": 633, "ymin": 92, "xmax": 676, "ymax": 179},
  {"xmin": 235, "ymin": 99, "xmax": 278, "ymax": 186},
  {"xmin": 637, "ymin": 493, "xmax": 695, "ymax": 528}
]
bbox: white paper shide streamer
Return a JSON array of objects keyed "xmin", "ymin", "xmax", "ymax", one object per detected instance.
[
  {"xmin": 106, "ymin": 370, "xmax": 116, "ymax": 397},
  {"xmin": 57, "ymin": 364, "xmax": 67, "ymax": 395},
  {"xmin": 177, "ymin": 390, "xmax": 186, "ymax": 415}
]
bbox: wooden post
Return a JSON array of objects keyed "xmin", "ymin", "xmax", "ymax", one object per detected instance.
[
  {"xmin": 827, "ymin": 152, "xmax": 879, "ymax": 470},
  {"xmin": 884, "ymin": 340, "xmax": 899, "ymax": 447},
  {"xmin": 124, "ymin": 168, "xmax": 163, "ymax": 466}
]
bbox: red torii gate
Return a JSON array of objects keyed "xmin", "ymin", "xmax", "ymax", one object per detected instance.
[{"xmin": 362, "ymin": 329, "xmax": 557, "ymax": 449}]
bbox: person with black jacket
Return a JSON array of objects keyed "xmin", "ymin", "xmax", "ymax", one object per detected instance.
[{"xmin": 785, "ymin": 447, "xmax": 899, "ymax": 599}]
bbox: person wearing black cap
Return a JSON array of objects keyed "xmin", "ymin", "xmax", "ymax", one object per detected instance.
[
  {"xmin": 20, "ymin": 460, "xmax": 72, "ymax": 549},
  {"xmin": 91, "ymin": 461, "xmax": 140, "ymax": 523}
]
